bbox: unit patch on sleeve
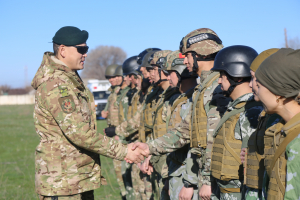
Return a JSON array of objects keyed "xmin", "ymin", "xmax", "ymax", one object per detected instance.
[{"xmin": 58, "ymin": 96, "xmax": 76, "ymax": 113}]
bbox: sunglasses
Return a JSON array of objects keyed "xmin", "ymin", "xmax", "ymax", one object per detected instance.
[{"xmin": 72, "ymin": 45, "xmax": 89, "ymax": 54}]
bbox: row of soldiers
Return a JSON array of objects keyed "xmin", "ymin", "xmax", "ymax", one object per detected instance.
[
  {"xmin": 102, "ymin": 28, "xmax": 300, "ymax": 200},
  {"xmin": 32, "ymin": 26, "xmax": 300, "ymax": 200}
]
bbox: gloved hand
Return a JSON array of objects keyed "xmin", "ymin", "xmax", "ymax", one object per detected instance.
[{"xmin": 105, "ymin": 126, "xmax": 116, "ymax": 137}]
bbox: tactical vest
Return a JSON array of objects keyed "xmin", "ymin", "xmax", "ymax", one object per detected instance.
[
  {"xmin": 264, "ymin": 114, "xmax": 300, "ymax": 200},
  {"xmin": 118, "ymin": 87, "xmax": 130, "ymax": 123},
  {"xmin": 191, "ymin": 72, "xmax": 220, "ymax": 148},
  {"xmin": 152, "ymin": 88, "xmax": 180, "ymax": 139},
  {"xmin": 107, "ymin": 87, "xmax": 120, "ymax": 126},
  {"xmin": 127, "ymin": 90, "xmax": 140, "ymax": 121},
  {"xmin": 139, "ymin": 87, "xmax": 161, "ymax": 142},
  {"xmin": 245, "ymin": 111, "xmax": 267, "ymax": 189}
]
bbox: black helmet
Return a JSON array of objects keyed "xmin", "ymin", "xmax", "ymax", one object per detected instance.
[
  {"xmin": 137, "ymin": 48, "xmax": 161, "ymax": 65},
  {"xmin": 211, "ymin": 45, "xmax": 258, "ymax": 96},
  {"xmin": 122, "ymin": 56, "xmax": 139, "ymax": 76},
  {"xmin": 130, "ymin": 66, "xmax": 143, "ymax": 77},
  {"xmin": 140, "ymin": 50, "xmax": 161, "ymax": 69},
  {"xmin": 211, "ymin": 45, "xmax": 258, "ymax": 77},
  {"xmin": 105, "ymin": 64, "xmax": 118, "ymax": 78}
]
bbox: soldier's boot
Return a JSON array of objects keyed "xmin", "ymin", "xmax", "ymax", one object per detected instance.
[{"xmin": 113, "ymin": 159, "xmax": 127, "ymax": 197}]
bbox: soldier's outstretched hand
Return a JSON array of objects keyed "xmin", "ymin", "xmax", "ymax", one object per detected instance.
[
  {"xmin": 131, "ymin": 142, "xmax": 150, "ymax": 155},
  {"xmin": 125, "ymin": 143, "xmax": 149, "ymax": 164}
]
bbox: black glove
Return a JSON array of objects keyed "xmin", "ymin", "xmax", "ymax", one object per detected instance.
[{"xmin": 105, "ymin": 127, "xmax": 116, "ymax": 137}]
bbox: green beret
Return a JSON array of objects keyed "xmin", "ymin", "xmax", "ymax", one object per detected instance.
[
  {"xmin": 250, "ymin": 48, "xmax": 279, "ymax": 72},
  {"xmin": 52, "ymin": 26, "xmax": 88, "ymax": 46}
]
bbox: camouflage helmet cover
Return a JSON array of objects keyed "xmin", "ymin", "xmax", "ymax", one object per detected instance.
[
  {"xmin": 162, "ymin": 50, "xmax": 195, "ymax": 78},
  {"xmin": 105, "ymin": 64, "xmax": 119, "ymax": 78},
  {"xmin": 149, "ymin": 50, "xmax": 172, "ymax": 66},
  {"xmin": 180, "ymin": 28, "xmax": 223, "ymax": 56}
]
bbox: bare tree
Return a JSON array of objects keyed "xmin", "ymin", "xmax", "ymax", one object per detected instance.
[
  {"xmin": 0, "ymin": 84, "xmax": 11, "ymax": 95},
  {"xmin": 81, "ymin": 45, "xmax": 127, "ymax": 80}
]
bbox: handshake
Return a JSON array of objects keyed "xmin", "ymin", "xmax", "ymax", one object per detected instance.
[{"xmin": 124, "ymin": 142, "xmax": 151, "ymax": 164}]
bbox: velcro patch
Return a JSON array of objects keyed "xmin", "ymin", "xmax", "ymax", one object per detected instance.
[{"xmin": 58, "ymin": 96, "xmax": 76, "ymax": 113}]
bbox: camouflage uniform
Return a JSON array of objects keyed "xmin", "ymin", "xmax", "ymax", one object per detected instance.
[
  {"xmin": 165, "ymin": 90, "xmax": 199, "ymax": 200},
  {"xmin": 188, "ymin": 70, "xmax": 230, "ymax": 200},
  {"xmin": 32, "ymin": 52, "xmax": 127, "ymax": 198},
  {"xmin": 150, "ymin": 87, "xmax": 180, "ymax": 200},
  {"xmin": 211, "ymin": 93, "xmax": 263, "ymax": 200},
  {"xmin": 117, "ymin": 86, "xmax": 139, "ymax": 200},
  {"xmin": 104, "ymin": 85, "xmax": 127, "ymax": 197}
]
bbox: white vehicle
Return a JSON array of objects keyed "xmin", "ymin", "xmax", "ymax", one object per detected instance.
[{"xmin": 87, "ymin": 79, "xmax": 111, "ymax": 119}]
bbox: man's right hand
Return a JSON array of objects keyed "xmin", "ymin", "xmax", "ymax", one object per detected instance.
[
  {"xmin": 101, "ymin": 110, "xmax": 108, "ymax": 118},
  {"xmin": 125, "ymin": 143, "xmax": 149, "ymax": 164},
  {"xmin": 199, "ymin": 185, "xmax": 211, "ymax": 200}
]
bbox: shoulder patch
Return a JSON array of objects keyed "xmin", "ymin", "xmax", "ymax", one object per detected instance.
[{"xmin": 58, "ymin": 96, "xmax": 76, "ymax": 113}]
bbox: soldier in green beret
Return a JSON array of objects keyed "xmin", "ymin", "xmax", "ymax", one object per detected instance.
[{"xmin": 31, "ymin": 26, "xmax": 148, "ymax": 200}]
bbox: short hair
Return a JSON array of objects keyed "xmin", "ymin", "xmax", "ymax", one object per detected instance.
[{"xmin": 53, "ymin": 43, "xmax": 60, "ymax": 56}]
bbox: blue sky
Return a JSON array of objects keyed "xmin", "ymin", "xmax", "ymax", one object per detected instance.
[{"xmin": 0, "ymin": 0, "xmax": 299, "ymax": 88}]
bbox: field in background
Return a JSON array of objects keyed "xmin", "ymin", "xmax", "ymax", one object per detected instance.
[{"xmin": 0, "ymin": 105, "xmax": 121, "ymax": 200}]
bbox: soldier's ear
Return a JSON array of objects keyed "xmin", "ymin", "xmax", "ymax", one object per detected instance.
[{"xmin": 59, "ymin": 45, "xmax": 66, "ymax": 58}]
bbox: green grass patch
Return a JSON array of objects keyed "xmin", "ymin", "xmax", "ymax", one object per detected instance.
[{"xmin": 0, "ymin": 105, "xmax": 121, "ymax": 200}]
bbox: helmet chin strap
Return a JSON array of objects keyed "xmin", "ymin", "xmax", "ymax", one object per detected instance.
[
  {"xmin": 154, "ymin": 68, "xmax": 168, "ymax": 86},
  {"xmin": 191, "ymin": 52, "xmax": 217, "ymax": 75},
  {"xmin": 117, "ymin": 76, "xmax": 124, "ymax": 87},
  {"xmin": 223, "ymin": 73, "xmax": 249, "ymax": 97}
]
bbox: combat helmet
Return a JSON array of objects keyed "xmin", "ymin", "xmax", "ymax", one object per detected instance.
[
  {"xmin": 211, "ymin": 45, "xmax": 258, "ymax": 95},
  {"xmin": 105, "ymin": 64, "xmax": 119, "ymax": 79},
  {"xmin": 148, "ymin": 50, "xmax": 172, "ymax": 68},
  {"xmin": 140, "ymin": 50, "xmax": 161, "ymax": 69},
  {"xmin": 122, "ymin": 56, "xmax": 139, "ymax": 76},
  {"xmin": 137, "ymin": 48, "xmax": 161, "ymax": 65},
  {"xmin": 162, "ymin": 50, "xmax": 197, "ymax": 87},
  {"xmin": 113, "ymin": 65, "xmax": 123, "ymax": 76},
  {"xmin": 180, "ymin": 28, "xmax": 223, "ymax": 73}
]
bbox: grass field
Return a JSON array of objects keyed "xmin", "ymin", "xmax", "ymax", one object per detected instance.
[{"xmin": 0, "ymin": 105, "xmax": 121, "ymax": 200}]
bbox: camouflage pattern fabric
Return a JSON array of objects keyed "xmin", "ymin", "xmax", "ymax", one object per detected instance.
[
  {"xmin": 132, "ymin": 164, "xmax": 146, "ymax": 200},
  {"xmin": 32, "ymin": 52, "xmax": 127, "ymax": 196},
  {"xmin": 215, "ymin": 179, "xmax": 245, "ymax": 200},
  {"xmin": 116, "ymin": 86, "xmax": 130, "ymax": 124},
  {"xmin": 39, "ymin": 190, "xmax": 94, "ymax": 200},
  {"xmin": 191, "ymin": 71, "xmax": 231, "ymax": 187},
  {"xmin": 113, "ymin": 159, "xmax": 127, "ymax": 197},
  {"xmin": 169, "ymin": 175, "xmax": 198, "ymax": 200},
  {"xmin": 245, "ymin": 188, "xmax": 264, "ymax": 200},
  {"xmin": 282, "ymin": 134, "xmax": 300, "ymax": 199},
  {"xmin": 105, "ymin": 86, "xmax": 120, "ymax": 126},
  {"xmin": 180, "ymin": 28, "xmax": 223, "ymax": 56},
  {"xmin": 121, "ymin": 161, "xmax": 136, "ymax": 200},
  {"xmin": 213, "ymin": 93, "xmax": 263, "ymax": 199}
]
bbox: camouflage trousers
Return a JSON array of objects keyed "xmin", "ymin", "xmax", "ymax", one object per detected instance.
[
  {"xmin": 113, "ymin": 159, "xmax": 127, "ymax": 197},
  {"xmin": 141, "ymin": 171, "xmax": 160, "ymax": 200},
  {"xmin": 169, "ymin": 175, "xmax": 198, "ymax": 200},
  {"xmin": 215, "ymin": 179, "xmax": 245, "ymax": 200},
  {"xmin": 245, "ymin": 187, "xmax": 264, "ymax": 200},
  {"xmin": 39, "ymin": 190, "xmax": 94, "ymax": 200},
  {"xmin": 132, "ymin": 163, "xmax": 146, "ymax": 200},
  {"xmin": 122, "ymin": 160, "xmax": 137, "ymax": 200},
  {"xmin": 158, "ymin": 177, "xmax": 170, "ymax": 200}
]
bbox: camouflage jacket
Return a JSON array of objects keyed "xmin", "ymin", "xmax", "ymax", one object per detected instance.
[
  {"xmin": 191, "ymin": 70, "xmax": 230, "ymax": 186},
  {"xmin": 32, "ymin": 52, "xmax": 127, "ymax": 196},
  {"xmin": 105, "ymin": 86, "xmax": 120, "ymax": 126},
  {"xmin": 116, "ymin": 86, "xmax": 130, "ymax": 124},
  {"xmin": 149, "ymin": 87, "xmax": 181, "ymax": 177},
  {"xmin": 115, "ymin": 86, "xmax": 156, "ymax": 138},
  {"xmin": 148, "ymin": 90, "xmax": 192, "ymax": 155}
]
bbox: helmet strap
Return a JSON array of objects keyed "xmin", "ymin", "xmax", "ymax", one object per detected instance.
[
  {"xmin": 223, "ymin": 73, "xmax": 250, "ymax": 97},
  {"xmin": 154, "ymin": 68, "xmax": 167, "ymax": 86}
]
